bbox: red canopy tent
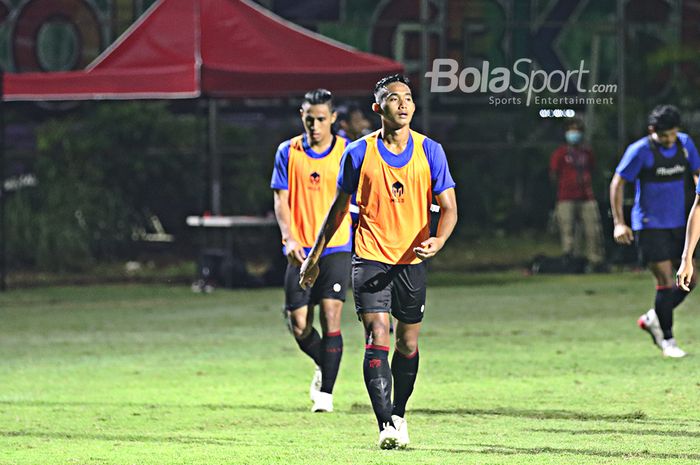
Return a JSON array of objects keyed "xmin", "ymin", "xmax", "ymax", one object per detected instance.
[
  {"xmin": 0, "ymin": 0, "xmax": 404, "ymax": 290},
  {"xmin": 3, "ymin": 0, "xmax": 403, "ymax": 100}
]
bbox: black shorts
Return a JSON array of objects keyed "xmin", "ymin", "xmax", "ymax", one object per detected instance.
[
  {"xmin": 635, "ymin": 228, "xmax": 686, "ymax": 265},
  {"xmin": 352, "ymin": 256, "xmax": 427, "ymax": 324},
  {"xmin": 284, "ymin": 252, "xmax": 351, "ymax": 311}
]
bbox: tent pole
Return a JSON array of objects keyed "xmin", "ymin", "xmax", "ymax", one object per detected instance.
[
  {"xmin": 420, "ymin": 0, "xmax": 430, "ymax": 133},
  {"xmin": 208, "ymin": 98, "xmax": 221, "ymax": 215},
  {"xmin": 616, "ymin": 0, "xmax": 625, "ymax": 155},
  {"xmin": 0, "ymin": 71, "xmax": 6, "ymax": 291}
]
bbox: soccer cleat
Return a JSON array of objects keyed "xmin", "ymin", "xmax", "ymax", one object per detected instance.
[
  {"xmin": 637, "ymin": 309, "xmax": 663, "ymax": 349},
  {"xmin": 661, "ymin": 338, "xmax": 687, "ymax": 358},
  {"xmin": 378, "ymin": 423, "xmax": 399, "ymax": 450},
  {"xmin": 311, "ymin": 391, "xmax": 333, "ymax": 412},
  {"xmin": 391, "ymin": 415, "xmax": 409, "ymax": 449},
  {"xmin": 309, "ymin": 366, "xmax": 322, "ymax": 401}
]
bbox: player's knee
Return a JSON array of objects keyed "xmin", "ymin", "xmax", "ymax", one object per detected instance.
[
  {"xmin": 321, "ymin": 304, "xmax": 342, "ymax": 326},
  {"xmin": 365, "ymin": 319, "xmax": 390, "ymax": 345},
  {"xmin": 290, "ymin": 313, "xmax": 310, "ymax": 339},
  {"xmin": 656, "ymin": 276, "xmax": 675, "ymax": 288},
  {"xmin": 395, "ymin": 337, "xmax": 417, "ymax": 355},
  {"xmin": 293, "ymin": 324, "xmax": 311, "ymax": 340}
]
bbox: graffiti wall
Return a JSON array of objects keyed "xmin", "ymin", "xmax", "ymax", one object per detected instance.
[
  {"xmin": 3, "ymin": 0, "xmax": 697, "ymax": 95},
  {"xmin": 317, "ymin": 0, "xmax": 699, "ymax": 101},
  {"xmin": 0, "ymin": 0, "xmax": 159, "ymax": 72}
]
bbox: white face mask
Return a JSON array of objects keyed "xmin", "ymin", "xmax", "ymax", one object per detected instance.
[{"xmin": 565, "ymin": 130, "xmax": 582, "ymax": 145}]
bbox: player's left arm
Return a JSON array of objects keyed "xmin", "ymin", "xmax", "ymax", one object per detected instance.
[
  {"xmin": 678, "ymin": 193, "xmax": 700, "ymax": 290},
  {"xmin": 685, "ymin": 134, "xmax": 700, "ymax": 185},
  {"xmin": 414, "ymin": 188, "xmax": 458, "ymax": 260}
]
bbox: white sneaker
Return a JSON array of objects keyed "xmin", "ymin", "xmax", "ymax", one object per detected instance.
[
  {"xmin": 311, "ymin": 391, "xmax": 333, "ymax": 412},
  {"xmin": 378, "ymin": 423, "xmax": 399, "ymax": 450},
  {"xmin": 309, "ymin": 366, "xmax": 322, "ymax": 401},
  {"xmin": 391, "ymin": 415, "xmax": 409, "ymax": 449},
  {"xmin": 662, "ymin": 338, "xmax": 687, "ymax": 358},
  {"xmin": 637, "ymin": 309, "xmax": 663, "ymax": 349}
]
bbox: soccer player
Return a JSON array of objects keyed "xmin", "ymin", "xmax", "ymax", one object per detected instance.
[
  {"xmin": 336, "ymin": 102, "xmax": 371, "ymax": 141},
  {"xmin": 270, "ymin": 89, "xmax": 352, "ymax": 412},
  {"xmin": 335, "ymin": 103, "xmax": 371, "ymax": 226},
  {"xmin": 610, "ymin": 104, "xmax": 700, "ymax": 358},
  {"xmin": 299, "ymin": 74, "xmax": 458, "ymax": 449}
]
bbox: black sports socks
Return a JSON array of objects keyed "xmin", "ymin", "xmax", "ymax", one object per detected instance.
[
  {"xmin": 656, "ymin": 283, "xmax": 695, "ymax": 339},
  {"xmin": 363, "ymin": 344, "xmax": 394, "ymax": 430},
  {"xmin": 391, "ymin": 349, "xmax": 419, "ymax": 418},
  {"xmin": 655, "ymin": 286, "xmax": 674, "ymax": 339},
  {"xmin": 296, "ymin": 328, "xmax": 322, "ymax": 366},
  {"xmin": 320, "ymin": 331, "xmax": 343, "ymax": 393}
]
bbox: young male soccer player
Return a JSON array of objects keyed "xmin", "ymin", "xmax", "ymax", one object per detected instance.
[
  {"xmin": 299, "ymin": 74, "xmax": 458, "ymax": 449},
  {"xmin": 610, "ymin": 104, "xmax": 700, "ymax": 357},
  {"xmin": 336, "ymin": 102, "xmax": 371, "ymax": 141},
  {"xmin": 270, "ymin": 89, "xmax": 352, "ymax": 412}
]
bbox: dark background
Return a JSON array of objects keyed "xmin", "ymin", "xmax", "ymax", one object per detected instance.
[{"xmin": 3, "ymin": 0, "xmax": 699, "ymax": 274}]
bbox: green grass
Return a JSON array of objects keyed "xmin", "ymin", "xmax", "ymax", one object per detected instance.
[{"xmin": 1, "ymin": 272, "xmax": 700, "ymax": 464}]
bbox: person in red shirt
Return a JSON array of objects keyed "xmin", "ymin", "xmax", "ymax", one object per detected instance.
[{"xmin": 549, "ymin": 117, "xmax": 605, "ymax": 270}]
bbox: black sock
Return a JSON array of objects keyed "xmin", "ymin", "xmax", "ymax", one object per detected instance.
[
  {"xmin": 363, "ymin": 344, "xmax": 393, "ymax": 430},
  {"xmin": 392, "ymin": 348, "xmax": 419, "ymax": 418},
  {"xmin": 655, "ymin": 286, "xmax": 674, "ymax": 339},
  {"xmin": 670, "ymin": 284, "xmax": 692, "ymax": 309},
  {"xmin": 296, "ymin": 328, "xmax": 322, "ymax": 366},
  {"xmin": 320, "ymin": 331, "xmax": 343, "ymax": 394}
]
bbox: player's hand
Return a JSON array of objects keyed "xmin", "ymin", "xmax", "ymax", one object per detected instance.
[
  {"xmin": 613, "ymin": 224, "xmax": 634, "ymax": 245},
  {"xmin": 285, "ymin": 238, "xmax": 307, "ymax": 266},
  {"xmin": 677, "ymin": 260, "xmax": 694, "ymax": 291},
  {"xmin": 299, "ymin": 256, "xmax": 320, "ymax": 290},
  {"xmin": 414, "ymin": 237, "xmax": 445, "ymax": 260}
]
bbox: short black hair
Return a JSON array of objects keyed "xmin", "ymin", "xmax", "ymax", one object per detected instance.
[
  {"xmin": 373, "ymin": 74, "xmax": 410, "ymax": 103},
  {"xmin": 565, "ymin": 117, "xmax": 584, "ymax": 131},
  {"xmin": 302, "ymin": 88, "xmax": 334, "ymax": 110},
  {"xmin": 336, "ymin": 102, "xmax": 363, "ymax": 122},
  {"xmin": 648, "ymin": 104, "xmax": 681, "ymax": 132}
]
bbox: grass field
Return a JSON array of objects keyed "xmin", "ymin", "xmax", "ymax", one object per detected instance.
[{"xmin": 2, "ymin": 271, "xmax": 700, "ymax": 464}]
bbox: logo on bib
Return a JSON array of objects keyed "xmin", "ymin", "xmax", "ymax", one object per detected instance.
[
  {"xmin": 656, "ymin": 164, "xmax": 685, "ymax": 177},
  {"xmin": 308, "ymin": 171, "xmax": 321, "ymax": 191},
  {"xmin": 391, "ymin": 181, "xmax": 405, "ymax": 203}
]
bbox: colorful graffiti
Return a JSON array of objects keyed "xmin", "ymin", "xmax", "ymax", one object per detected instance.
[
  {"xmin": 0, "ymin": 0, "xmax": 159, "ymax": 72},
  {"xmin": 341, "ymin": 0, "xmax": 696, "ymax": 98},
  {"xmin": 2, "ymin": 0, "xmax": 698, "ymax": 97},
  {"xmin": 0, "ymin": 0, "xmax": 108, "ymax": 71}
]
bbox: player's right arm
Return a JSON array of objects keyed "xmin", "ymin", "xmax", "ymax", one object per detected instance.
[
  {"xmin": 299, "ymin": 189, "xmax": 351, "ymax": 289},
  {"xmin": 610, "ymin": 173, "xmax": 634, "ymax": 245},
  {"xmin": 299, "ymin": 140, "xmax": 363, "ymax": 289},
  {"xmin": 610, "ymin": 142, "xmax": 644, "ymax": 246},
  {"xmin": 678, "ymin": 194, "xmax": 700, "ymax": 290},
  {"xmin": 273, "ymin": 189, "xmax": 306, "ymax": 266},
  {"xmin": 271, "ymin": 140, "xmax": 306, "ymax": 266},
  {"xmin": 609, "ymin": 173, "xmax": 634, "ymax": 245}
]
